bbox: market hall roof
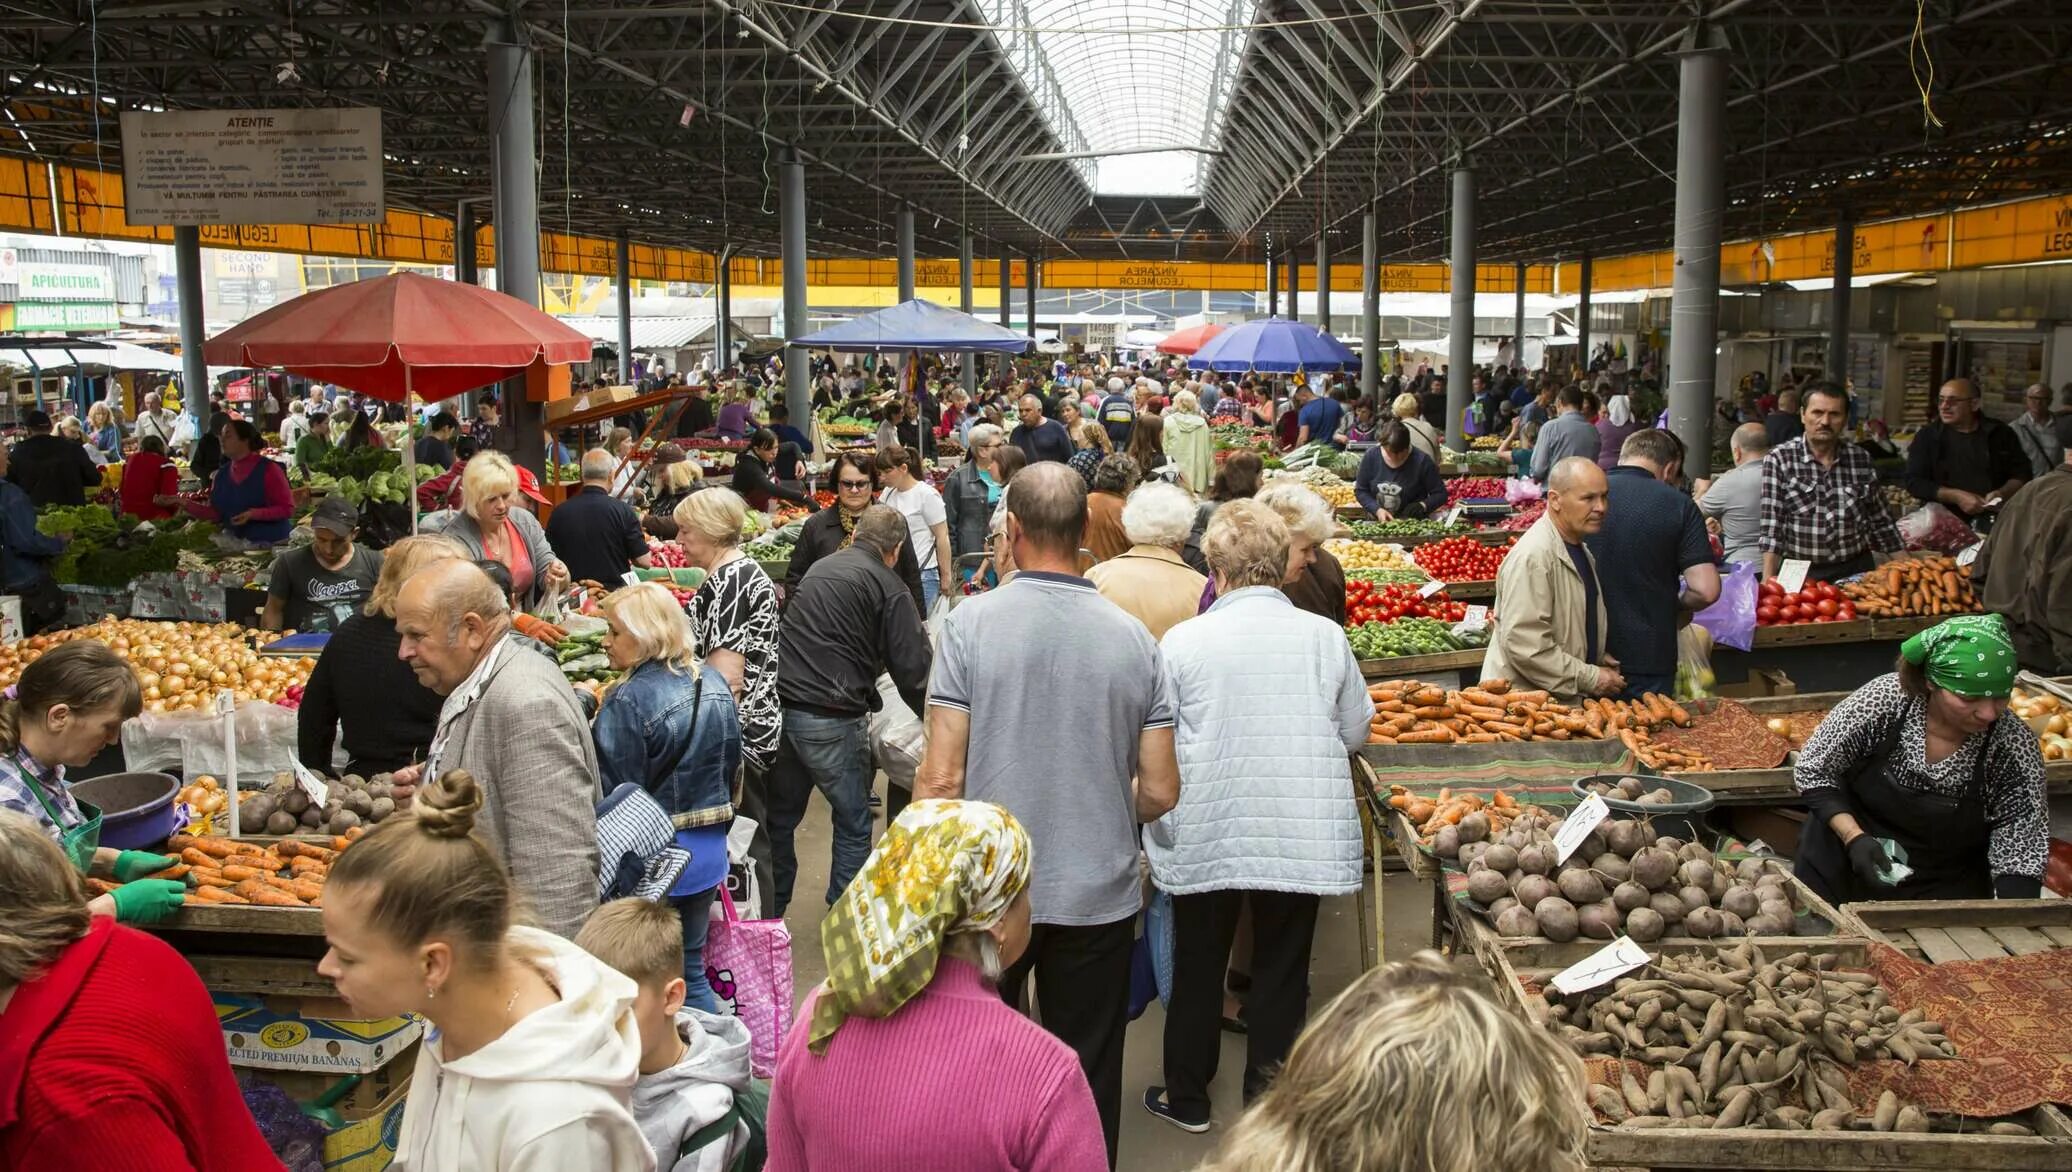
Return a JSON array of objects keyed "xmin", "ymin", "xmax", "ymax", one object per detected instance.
[{"xmin": 0, "ymin": 0, "xmax": 2066, "ymax": 265}]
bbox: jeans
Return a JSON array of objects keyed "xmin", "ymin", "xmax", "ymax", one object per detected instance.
[
  {"xmin": 919, "ymin": 567, "xmax": 940, "ymax": 613},
  {"xmin": 999, "ymin": 917, "xmax": 1135, "ymax": 1168},
  {"xmin": 673, "ymin": 884, "xmax": 720, "ymax": 1013},
  {"xmin": 768, "ymin": 708, "xmax": 873, "ymax": 916}
]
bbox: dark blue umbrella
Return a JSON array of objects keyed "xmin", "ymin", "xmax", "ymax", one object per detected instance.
[{"xmin": 1190, "ymin": 316, "xmax": 1358, "ymax": 373}]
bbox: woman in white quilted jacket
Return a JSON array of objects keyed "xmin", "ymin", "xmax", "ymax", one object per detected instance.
[{"xmin": 1140, "ymin": 499, "xmax": 1375, "ymax": 1135}]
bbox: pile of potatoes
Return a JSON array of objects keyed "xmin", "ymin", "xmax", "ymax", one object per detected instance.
[
  {"xmin": 1533, "ymin": 942, "xmax": 1977, "ymax": 1133},
  {"xmin": 1447, "ymin": 806, "xmax": 1803, "ymax": 942},
  {"xmin": 238, "ymin": 771, "xmax": 404, "ymax": 837}
]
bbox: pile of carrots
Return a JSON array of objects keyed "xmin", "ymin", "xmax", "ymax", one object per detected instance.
[
  {"xmin": 1367, "ymin": 678, "xmax": 1693, "ymax": 746},
  {"xmin": 1842, "ymin": 555, "xmax": 1978, "ymax": 617},
  {"xmin": 86, "ymin": 831, "xmax": 361, "ymax": 908},
  {"xmin": 1386, "ymin": 786, "xmax": 1523, "ymax": 841}
]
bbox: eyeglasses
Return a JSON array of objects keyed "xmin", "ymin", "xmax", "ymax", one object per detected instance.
[{"xmin": 837, "ymin": 479, "xmax": 874, "ymax": 490}]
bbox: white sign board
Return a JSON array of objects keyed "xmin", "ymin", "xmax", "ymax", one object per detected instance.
[
  {"xmin": 1553, "ymin": 792, "xmax": 1611, "ymax": 865},
  {"xmin": 1547, "ymin": 936, "xmax": 1652, "ymax": 996},
  {"xmin": 18, "ymin": 261, "xmax": 111, "ymax": 301},
  {"xmin": 119, "ymin": 107, "xmax": 383, "ymax": 225}
]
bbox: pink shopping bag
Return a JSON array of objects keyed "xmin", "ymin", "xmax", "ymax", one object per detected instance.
[{"xmin": 705, "ymin": 884, "xmax": 793, "ymax": 1078}]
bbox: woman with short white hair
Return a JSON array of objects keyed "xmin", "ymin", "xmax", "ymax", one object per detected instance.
[
  {"xmin": 422, "ymin": 450, "xmax": 566, "ymax": 609},
  {"xmin": 673, "ymin": 487, "xmax": 782, "ymax": 900},
  {"xmin": 1143, "ymin": 499, "xmax": 1373, "ymax": 1133},
  {"xmin": 1252, "ymin": 481, "xmax": 1346, "ymax": 626},
  {"xmin": 1087, "ymin": 482, "xmax": 1209, "ymax": 641}
]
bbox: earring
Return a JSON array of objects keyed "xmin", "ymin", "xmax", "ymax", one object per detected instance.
[{"xmin": 425, "ymin": 984, "xmax": 438, "ymax": 1001}]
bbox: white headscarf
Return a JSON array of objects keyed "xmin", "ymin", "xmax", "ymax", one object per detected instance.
[{"xmin": 1606, "ymin": 395, "xmax": 1634, "ymax": 427}]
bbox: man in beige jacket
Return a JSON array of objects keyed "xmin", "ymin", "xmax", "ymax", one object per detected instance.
[{"xmin": 1481, "ymin": 456, "xmax": 1625, "ymax": 702}]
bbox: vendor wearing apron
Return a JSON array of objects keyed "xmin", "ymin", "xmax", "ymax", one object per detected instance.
[
  {"xmin": 0, "ymin": 641, "xmax": 184, "ymax": 924},
  {"xmin": 1794, "ymin": 614, "xmax": 2049, "ymax": 903}
]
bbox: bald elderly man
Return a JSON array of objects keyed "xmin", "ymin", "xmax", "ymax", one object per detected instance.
[
  {"xmin": 1482, "ymin": 456, "xmax": 1623, "ymax": 702},
  {"xmin": 1904, "ymin": 377, "xmax": 2027, "ymax": 519},
  {"xmin": 391, "ymin": 558, "xmax": 601, "ymax": 938}
]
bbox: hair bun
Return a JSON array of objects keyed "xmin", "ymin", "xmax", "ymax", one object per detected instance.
[{"xmin": 412, "ymin": 769, "xmax": 484, "ymax": 840}]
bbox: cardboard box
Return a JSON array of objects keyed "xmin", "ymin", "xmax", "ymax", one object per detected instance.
[
  {"xmin": 249, "ymin": 1040, "xmax": 418, "ymax": 1107},
  {"xmin": 1718, "ymin": 668, "xmax": 1796, "ymax": 698},
  {"xmin": 216, "ymin": 993, "xmax": 423, "ymax": 1073},
  {"xmin": 544, "ymin": 383, "xmax": 638, "ymax": 423},
  {"xmin": 323, "ymin": 1075, "xmax": 411, "ymax": 1171}
]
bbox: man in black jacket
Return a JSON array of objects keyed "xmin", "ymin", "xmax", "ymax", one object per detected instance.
[
  {"xmin": 768, "ymin": 505, "xmax": 932, "ymax": 915},
  {"xmin": 6, "ymin": 410, "xmax": 100, "ymax": 508},
  {"xmin": 1905, "ymin": 378, "xmax": 2028, "ymax": 522}
]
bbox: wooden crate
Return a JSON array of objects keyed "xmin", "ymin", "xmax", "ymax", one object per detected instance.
[
  {"xmin": 1474, "ymin": 935, "xmax": 2072, "ymax": 1170},
  {"xmin": 1834, "ymin": 900, "xmax": 2072, "ymax": 965},
  {"xmin": 155, "ymin": 902, "xmax": 326, "ymax": 936},
  {"xmin": 1357, "ymin": 646, "xmax": 1487, "ymax": 681},
  {"xmin": 1752, "ymin": 618, "xmax": 1879, "ymax": 648}
]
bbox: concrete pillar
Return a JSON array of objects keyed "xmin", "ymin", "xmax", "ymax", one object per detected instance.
[
  {"xmin": 455, "ymin": 202, "xmax": 478, "ymax": 284},
  {"xmin": 896, "ymin": 206, "xmax": 915, "ymax": 303},
  {"xmin": 173, "ymin": 225, "xmax": 207, "ymax": 426},
  {"xmin": 1514, "ymin": 261, "xmax": 1528, "ymax": 373},
  {"xmin": 780, "ymin": 150, "xmax": 811, "ymax": 430},
  {"xmin": 1446, "ymin": 163, "xmax": 1475, "ymax": 450},
  {"xmin": 1360, "ymin": 210, "xmax": 1380, "ymax": 401},
  {"xmin": 1828, "ymin": 211, "xmax": 1854, "ymax": 385},
  {"xmin": 1668, "ymin": 25, "xmax": 1728, "ymax": 477},
  {"xmin": 614, "ymin": 232, "xmax": 633, "ymax": 386},
  {"xmin": 958, "ymin": 230, "xmax": 976, "ymax": 396},
  {"xmin": 1577, "ymin": 252, "xmax": 1593, "ymax": 375},
  {"xmin": 714, "ymin": 246, "xmax": 734, "ymax": 374},
  {"xmin": 1023, "ymin": 253, "xmax": 1037, "ymax": 339},
  {"xmin": 1314, "ymin": 235, "xmax": 1330, "ymax": 331},
  {"xmin": 488, "ymin": 18, "xmax": 545, "ymax": 473}
]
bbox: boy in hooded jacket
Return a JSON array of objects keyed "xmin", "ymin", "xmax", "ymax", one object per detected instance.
[{"xmin": 579, "ymin": 898, "xmax": 760, "ymax": 1172}]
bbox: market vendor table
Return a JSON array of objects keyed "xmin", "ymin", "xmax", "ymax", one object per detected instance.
[
  {"xmin": 1717, "ymin": 614, "xmax": 1982, "ymax": 694},
  {"xmin": 1357, "ymin": 646, "xmax": 1485, "ymax": 684},
  {"xmin": 1835, "ymin": 899, "xmax": 2072, "ymax": 964}
]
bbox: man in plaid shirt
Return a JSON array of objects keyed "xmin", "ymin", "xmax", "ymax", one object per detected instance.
[{"xmin": 1759, "ymin": 381, "xmax": 1902, "ymax": 584}]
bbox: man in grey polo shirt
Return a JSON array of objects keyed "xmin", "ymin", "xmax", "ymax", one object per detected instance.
[
  {"xmin": 916, "ymin": 461, "xmax": 1181, "ymax": 1167},
  {"xmin": 1530, "ymin": 384, "xmax": 1604, "ymax": 482},
  {"xmin": 1696, "ymin": 422, "xmax": 1771, "ymax": 565}
]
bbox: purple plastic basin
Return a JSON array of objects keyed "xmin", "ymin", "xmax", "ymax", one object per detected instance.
[{"xmin": 69, "ymin": 771, "xmax": 181, "ymax": 850}]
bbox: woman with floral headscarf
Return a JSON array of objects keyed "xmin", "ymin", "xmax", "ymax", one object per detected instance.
[
  {"xmin": 764, "ymin": 800, "xmax": 1105, "ymax": 1172},
  {"xmin": 1792, "ymin": 614, "xmax": 2047, "ymax": 904}
]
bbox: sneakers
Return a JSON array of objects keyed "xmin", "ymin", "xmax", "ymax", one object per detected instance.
[{"xmin": 1143, "ymin": 1087, "xmax": 1210, "ymax": 1134}]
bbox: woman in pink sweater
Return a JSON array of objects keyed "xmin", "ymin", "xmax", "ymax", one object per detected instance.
[{"xmin": 765, "ymin": 800, "xmax": 1106, "ymax": 1172}]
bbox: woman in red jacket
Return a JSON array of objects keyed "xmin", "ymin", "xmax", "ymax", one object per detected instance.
[
  {"xmin": 0, "ymin": 810, "xmax": 283, "ymax": 1171},
  {"xmin": 118, "ymin": 434, "xmax": 181, "ymax": 521}
]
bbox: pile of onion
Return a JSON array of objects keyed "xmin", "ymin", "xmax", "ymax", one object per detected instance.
[{"xmin": 0, "ymin": 618, "xmax": 317, "ymax": 714}]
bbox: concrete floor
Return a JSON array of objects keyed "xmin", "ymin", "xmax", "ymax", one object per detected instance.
[{"xmin": 774, "ymin": 782, "xmax": 1437, "ymax": 1172}]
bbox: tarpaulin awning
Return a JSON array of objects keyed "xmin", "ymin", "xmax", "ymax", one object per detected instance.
[{"xmin": 790, "ymin": 298, "xmax": 1032, "ymax": 354}]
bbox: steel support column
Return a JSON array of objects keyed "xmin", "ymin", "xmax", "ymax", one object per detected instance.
[
  {"xmin": 1446, "ymin": 164, "xmax": 1475, "ymax": 451},
  {"xmin": 958, "ymin": 230, "xmax": 976, "ymax": 397},
  {"xmin": 781, "ymin": 149, "xmax": 811, "ymax": 430},
  {"xmin": 1361, "ymin": 210, "xmax": 1380, "ymax": 400},
  {"xmin": 1828, "ymin": 212, "xmax": 1854, "ymax": 385},
  {"xmin": 455, "ymin": 202, "xmax": 479, "ymax": 285},
  {"xmin": 896, "ymin": 206, "xmax": 916, "ymax": 303},
  {"xmin": 715, "ymin": 247, "xmax": 734, "ymax": 375},
  {"xmin": 1577, "ymin": 252, "xmax": 1593, "ymax": 375},
  {"xmin": 614, "ymin": 232, "xmax": 633, "ymax": 385},
  {"xmin": 1023, "ymin": 253, "xmax": 1037, "ymax": 339},
  {"xmin": 1286, "ymin": 256, "xmax": 1300, "ymax": 323},
  {"xmin": 1315, "ymin": 235, "xmax": 1330, "ymax": 331},
  {"xmin": 1668, "ymin": 26, "xmax": 1728, "ymax": 478},
  {"xmin": 488, "ymin": 18, "xmax": 544, "ymax": 474},
  {"xmin": 174, "ymin": 225, "xmax": 207, "ymax": 426},
  {"xmin": 1514, "ymin": 262, "xmax": 1528, "ymax": 373},
  {"xmin": 1266, "ymin": 248, "xmax": 1278, "ymax": 318}
]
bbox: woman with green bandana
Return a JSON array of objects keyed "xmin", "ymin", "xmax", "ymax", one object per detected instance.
[
  {"xmin": 1794, "ymin": 614, "xmax": 2049, "ymax": 903},
  {"xmin": 763, "ymin": 799, "xmax": 1108, "ymax": 1171},
  {"xmin": 0, "ymin": 642, "xmax": 185, "ymax": 925}
]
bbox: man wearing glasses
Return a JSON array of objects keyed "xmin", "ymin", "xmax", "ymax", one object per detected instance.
[
  {"xmin": 1759, "ymin": 381, "xmax": 1905, "ymax": 584},
  {"xmin": 1904, "ymin": 378, "xmax": 2028, "ymax": 522}
]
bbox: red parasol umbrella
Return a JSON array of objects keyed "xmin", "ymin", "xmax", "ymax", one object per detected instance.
[
  {"xmin": 1156, "ymin": 322, "xmax": 1225, "ymax": 356},
  {"xmin": 202, "ymin": 271, "xmax": 594, "ymax": 402}
]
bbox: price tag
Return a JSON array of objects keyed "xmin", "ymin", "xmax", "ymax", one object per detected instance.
[
  {"xmin": 1547, "ymin": 936, "xmax": 1653, "ymax": 996},
  {"xmin": 1441, "ymin": 505, "xmax": 1463, "ymax": 527},
  {"xmin": 1553, "ymin": 792, "xmax": 1610, "ymax": 864},
  {"xmin": 1452, "ymin": 605, "xmax": 1490, "ymax": 637},
  {"xmin": 1417, "ymin": 579, "xmax": 1448, "ymax": 599},
  {"xmin": 292, "ymin": 760, "xmax": 330, "ymax": 809},
  {"xmin": 1776, "ymin": 557, "xmax": 1811, "ymax": 595},
  {"xmin": 1955, "ymin": 543, "xmax": 1981, "ymax": 568},
  {"xmin": 620, "ymin": 570, "xmax": 642, "ymax": 587}
]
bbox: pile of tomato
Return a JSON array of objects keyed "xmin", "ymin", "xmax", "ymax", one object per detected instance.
[
  {"xmin": 1346, "ymin": 580, "xmax": 1470, "ymax": 626},
  {"xmin": 1413, "ymin": 535, "xmax": 1513, "ymax": 582},
  {"xmin": 1757, "ymin": 577, "xmax": 1857, "ymax": 626}
]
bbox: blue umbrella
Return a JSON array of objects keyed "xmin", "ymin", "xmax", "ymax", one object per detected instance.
[{"xmin": 1190, "ymin": 316, "xmax": 1358, "ymax": 373}]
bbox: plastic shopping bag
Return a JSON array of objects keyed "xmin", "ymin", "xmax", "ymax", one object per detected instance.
[
  {"xmin": 1897, "ymin": 502, "xmax": 1979, "ymax": 554},
  {"xmin": 1674, "ymin": 624, "xmax": 1717, "ymax": 702},
  {"xmin": 705, "ymin": 884, "xmax": 792, "ymax": 1079},
  {"xmin": 1692, "ymin": 560, "xmax": 1758, "ymax": 652}
]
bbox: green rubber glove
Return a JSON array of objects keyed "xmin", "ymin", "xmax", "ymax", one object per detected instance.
[
  {"xmin": 112, "ymin": 850, "xmax": 178, "ymax": 882},
  {"xmin": 109, "ymin": 879, "xmax": 187, "ymax": 925}
]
